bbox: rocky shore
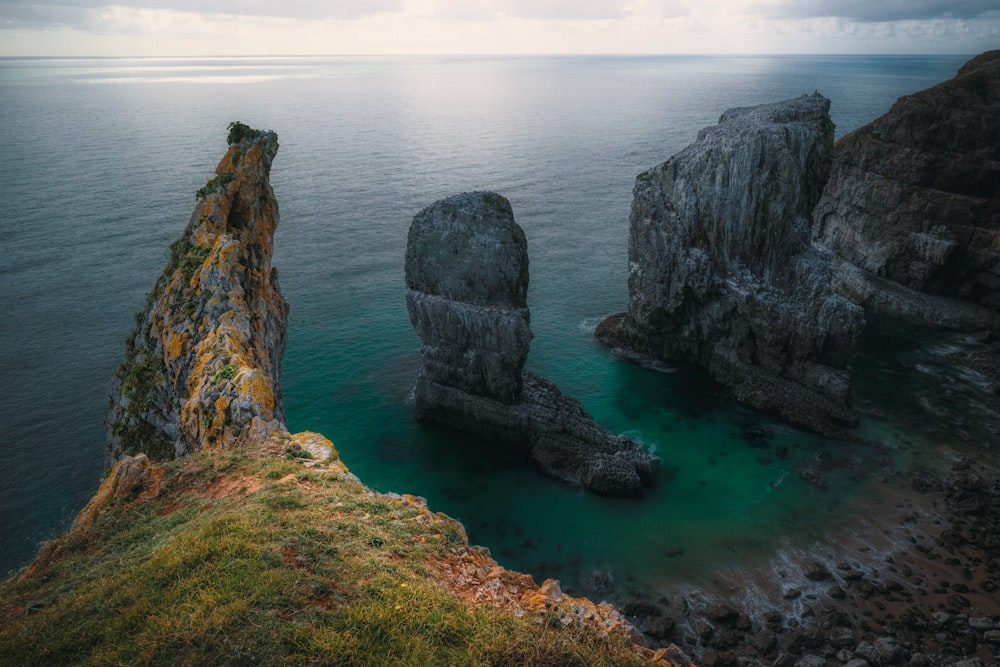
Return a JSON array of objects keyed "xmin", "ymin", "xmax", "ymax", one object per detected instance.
[
  {"xmin": 600, "ymin": 50, "xmax": 1000, "ymax": 666},
  {"xmin": 615, "ymin": 445, "xmax": 1000, "ymax": 666}
]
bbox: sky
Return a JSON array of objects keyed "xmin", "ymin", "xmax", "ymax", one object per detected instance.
[{"xmin": 0, "ymin": 0, "xmax": 998, "ymax": 56}]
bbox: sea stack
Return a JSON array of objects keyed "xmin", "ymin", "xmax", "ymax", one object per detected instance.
[
  {"xmin": 813, "ymin": 51, "xmax": 1000, "ymax": 331},
  {"xmin": 597, "ymin": 94, "xmax": 864, "ymax": 437},
  {"xmin": 105, "ymin": 123, "xmax": 289, "ymax": 463},
  {"xmin": 406, "ymin": 192, "xmax": 657, "ymax": 496}
]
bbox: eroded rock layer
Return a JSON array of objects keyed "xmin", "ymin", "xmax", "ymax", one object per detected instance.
[
  {"xmin": 599, "ymin": 94, "xmax": 864, "ymax": 436},
  {"xmin": 405, "ymin": 191, "xmax": 532, "ymax": 403},
  {"xmin": 406, "ymin": 192, "xmax": 658, "ymax": 495},
  {"xmin": 105, "ymin": 127, "xmax": 289, "ymax": 463},
  {"xmin": 813, "ymin": 51, "xmax": 1000, "ymax": 331}
]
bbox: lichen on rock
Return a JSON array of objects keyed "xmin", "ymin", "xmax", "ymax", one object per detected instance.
[
  {"xmin": 105, "ymin": 126, "xmax": 288, "ymax": 464},
  {"xmin": 406, "ymin": 192, "xmax": 658, "ymax": 495},
  {"xmin": 599, "ymin": 93, "xmax": 864, "ymax": 437}
]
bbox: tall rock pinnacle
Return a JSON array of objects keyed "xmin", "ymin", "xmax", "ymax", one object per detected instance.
[
  {"xmin": 106, "ymin": 123, "xmax": 289, "ymax": 463},
  {"xmin": 598, "ymin": 94, "xmax": 864, "ymax": 437},
  {"xmin": 406, "ymin": 192, "xmax": 658, "ymax": 496}
]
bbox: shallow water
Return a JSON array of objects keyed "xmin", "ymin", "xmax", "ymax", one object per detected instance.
[{"xmin": 0, "ymin": 54, "xmax": 981, "ymax": 587}]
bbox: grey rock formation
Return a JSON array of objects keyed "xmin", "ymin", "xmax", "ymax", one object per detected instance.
[
  {"xmin": 597, "ymin": 94, "xmax": 864, "ymax": 437},
  {"xmin": 813, "ymin": 51, "xmax": 1000, "ymax": 331},
  {"xmin": 106, "ymin": 126, "xmax": 288, "ymax": 464},
  {"xmin": 405, "ymin": 191, "xmax": 531, "ymax": 403},
  {"xmin": 406, "ymin": 192, "xmax": 657, "ymax": 496}
]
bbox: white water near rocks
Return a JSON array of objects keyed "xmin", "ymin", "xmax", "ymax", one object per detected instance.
[{"xmin": 1, "ymin": 56, "xmax": 987, "ymax": 599}]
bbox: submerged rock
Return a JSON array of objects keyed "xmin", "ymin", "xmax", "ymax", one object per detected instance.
[
  {"xmin": 598, "ymin": 94, "xmax": 863, "ymax": 436},
  {"xmin": 105, "ymin": 124, "xmax": 288, "ymax": 463},
  {"xmin": 813, "ymin": 51, "xmax": 1000, "ymax": 331},
  {"xmin": 406, "ymin": 192, "xmax": 657, "ymax": 495}
]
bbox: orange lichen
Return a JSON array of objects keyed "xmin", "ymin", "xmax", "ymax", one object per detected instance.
[
  {"xmin": 163, "ymin": 330, "xmax": 186, "ymax": 363},
  {"xmin": 71, "ymin": 455, "xmax": 164, "ymax": 534},
  {"xmin": 237, "ymin": 372, "xmax": 276, "ymax": 416}
]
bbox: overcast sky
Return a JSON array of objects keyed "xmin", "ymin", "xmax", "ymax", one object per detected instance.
[{"xmin": 1, "ymin": 0, "xmax": 997, "ymax": 56}]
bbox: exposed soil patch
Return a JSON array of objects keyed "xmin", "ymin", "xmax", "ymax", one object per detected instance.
[{"xmin": 202, "ymin": 474, "xmax": 264, "ymax": 499}]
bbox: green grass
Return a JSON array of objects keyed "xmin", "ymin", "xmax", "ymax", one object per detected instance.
[
  {"xmin": 1, "ymin": 448, "xmax": 656, "ymax": 667},
  {"xmin": 112, "ymin": 344, "xmax": 174, "ymax": 461},
  {"xmin": 211, "ymin": 363, "xmax": 240, "ymax": 385},
  {"xmin": 226, "ymin": 121, "xmax": 265, "ymax": 146},
  {"xmin": 195, "ymin": 173, "xmax": 236, "ymax": 201}
]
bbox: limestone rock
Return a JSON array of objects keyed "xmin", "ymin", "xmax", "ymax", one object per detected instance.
[
  {"xmin": 854, "ymin": 637, "xmax": 901, "ymax": 666},
  {"xmin": 599, "ymin": 94, "xmax": 864, "ymax": 436},
  {"xmin": 813, "ymin": 51, "xmax": 1000, "ymax": 330},
  {"xmin": 405, "ymin": 191, "xmax": 531, "ymax": 402},
  {"xmin": 106, "ymin": 125, "xmax": 289, "ymax": 463},
  {"xmin": 72, "ymin": 454, "xmax": 162, "ymax": 531},
  {"xmin": 406, "ymin": 192, "xmax": 657, "ymax": 495}
]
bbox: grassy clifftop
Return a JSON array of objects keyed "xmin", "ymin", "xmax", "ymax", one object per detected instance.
[{"xmin": 1, "ymin": 433, "xmax": 688, "ymax": 666}]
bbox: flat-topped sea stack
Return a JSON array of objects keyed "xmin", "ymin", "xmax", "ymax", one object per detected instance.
[
  {"xmin": 406, "ymin": 192, "xmax": 658, "ymax": 495},
  {"xmin": 597, "ymin": 94, "xmax": 864, "ymax": 437},
  {"xmin": 813, "ymin": 51, "xmax": 1000, "ymax": 331},
  {"xmin": 105, "ymin": 123, "xmax": 290, "ymax": 463}
]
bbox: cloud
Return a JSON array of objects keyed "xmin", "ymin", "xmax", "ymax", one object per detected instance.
[
  {"xmin": 0, "ymin": 0, "xmax": 403, "ymax": 28},
  {"xmin": 497, "ymin": 0, "xmax": 627, "ymax": 20},
  {"xmin": 0, "ymin": 0, "xmax": 632, "ymax": 31},
  {"xmin": 0, "ymin": 2, "xmax": 90, "ymax": 28},
  {"xmin": 0, "ymin": 0, "xmax": 995, "ymax": 54},
  {"xmin": 754, "ymin": 0, "xmax": 999, "ymax": 23},
  {"xmin": 425, "ymin": 0, "xmax": 637, "ymax": 21}
]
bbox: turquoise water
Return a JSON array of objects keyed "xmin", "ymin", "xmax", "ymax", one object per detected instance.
[{"xmin": 0, "ymin": 55, "xmax": 981, "ymax": 591}]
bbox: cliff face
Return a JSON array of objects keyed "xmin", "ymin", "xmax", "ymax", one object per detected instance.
[
  {"xmin": 599, "ymin": 94, "xmax": 864, "ymax": 436},
  {"xmin": 406, "ymin": 192, "xmax": 658, "ymax": 496},
  {"xmin": 106, "ymin": 126, "xmax": 289, "ymax": 463},
  {"xmin": 813, "ymin": 51, "xmax": 1000, "ymax": 330}
]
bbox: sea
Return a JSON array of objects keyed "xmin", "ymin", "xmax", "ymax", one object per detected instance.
[{"xmin": 1, "ymin": 54, "xmax": 988, "ymax": 598}]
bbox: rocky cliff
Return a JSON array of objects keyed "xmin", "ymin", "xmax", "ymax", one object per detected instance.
[
  {"xmin": 598, "ymin": 94, "xmax": 864, "ymax": 436},
  {"xmin": 813, "ymin": 51, "xmax": 1000, "ymax": 331},
  {"xmin": 105, "ymin": 123, "xmax": 289, "ymax": 464},
  {"xmin": 7, "ymin": 127, "xmax": 691, "ymax": 667},
  {"xmin": 406, "ymin": 192, "xmax": 658, "ymax": 495}
]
